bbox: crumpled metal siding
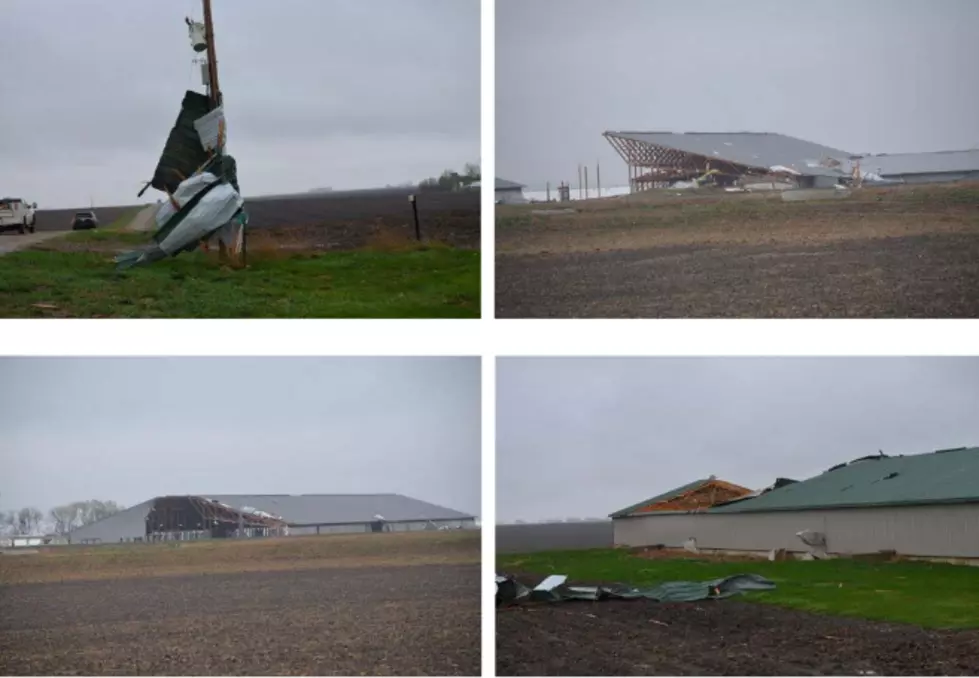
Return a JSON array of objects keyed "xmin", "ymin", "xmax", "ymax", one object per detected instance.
[
  {"xmin": 496, "ymin": 572, "xmax": 775, "ymax": 605},
  {"xmin": 193, "ymin": 105, "xmax": 226, "ymax": 154},
  {"xmin": 149, "ymin": 90, "xmax": 214, "ymax": 196}
]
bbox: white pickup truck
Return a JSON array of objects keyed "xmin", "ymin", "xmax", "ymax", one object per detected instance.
[{"xmin": 0, "ymin": 197, "xmax": 37, "ymax": 234}]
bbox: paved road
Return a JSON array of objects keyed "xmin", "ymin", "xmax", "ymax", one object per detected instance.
[
  {"xmin": 0, "ymin": 231, "xmax": 67, "ymax": 256},
  {"xmin": 497, "ymin": 521, "xmax": 614, "ymax": 554}
]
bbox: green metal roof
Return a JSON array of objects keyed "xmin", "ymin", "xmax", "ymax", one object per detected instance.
[
  {"xmin": 610, "ymin": 478, "xmax": 712, "ymax": 518},
  {"xmin": 711, "ymin": 447, "xmax": 979, "ymax": 513}
]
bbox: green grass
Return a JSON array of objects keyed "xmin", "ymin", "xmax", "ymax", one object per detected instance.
[
  {"xmin": 63, "ymin": 229, "xmax": 149, "ymax": 244},
  {"xmin": 0, "ymin": 247, "xmax": 480, "ymax": 318},
  {"xmin": 498, "ymin": 548, "xmax": 979, "ymax": 629}
]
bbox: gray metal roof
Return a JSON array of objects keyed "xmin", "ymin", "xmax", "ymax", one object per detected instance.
[
  {"xmin": 203, "ymin": 493, "xmax": 474, "ymax": 525},
  {"xmin": 856, "ymin": 149, "xmax": 979, "ymax": 177},
  {"xmin": 495, "ymin": 177, "xmax": 525, "ymax": 190},
  {"xmin": 711, "ymin": 447, "xmax": 979, "ymax": 513},
  {"xmin": 605, "ymin": 131, "xmax": 853, "ymax": 177}
]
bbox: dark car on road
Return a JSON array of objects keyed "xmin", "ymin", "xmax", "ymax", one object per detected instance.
[{"xmin": 71, "ymin": 211, "xmax": 99, "ymax": 230}]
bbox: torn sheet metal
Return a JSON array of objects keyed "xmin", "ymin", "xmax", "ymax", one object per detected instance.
[
  {"xmin": 496, "ymin": 575, "xmax": 532, "ymax": 606},
  {"xmin": 116, "ymin": 171, "xmax": 244, "ymax": 269},
  {"xmin": 126, "ymin": 85, "xmax": 244, "ymax": 268},
  {"xmin": 797, "ymin": 529, "xmax": 828, "ymax": 559},
  {"xmin": 194, "ymin": 106, "xmax": 227, "ymax": 154},
  {"xmin": 148, "ymin": 90, "xmax": 214, "ymax": 196},
  {"xmin": 155, "ymin": 178, "xmax": 242, "ymax": 255},
  {"xmin": 496, "ymin": 572, "xmax": 775, "ymax": 606}
]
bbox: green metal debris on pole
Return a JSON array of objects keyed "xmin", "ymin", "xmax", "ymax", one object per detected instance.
[{"xmin": 118, "ymin": 0, "xmax": 249, "ymax": 270}]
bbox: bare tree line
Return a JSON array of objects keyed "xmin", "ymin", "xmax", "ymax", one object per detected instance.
[
  {"xmin": 0, "ymin": 497, "xmax": 124, "ymax": 537},
  {"xmin": 418, "ymin": 162, "xmax": 480, "ymax": 192}
]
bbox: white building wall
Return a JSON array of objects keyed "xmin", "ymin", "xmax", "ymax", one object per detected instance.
[
  {"xmin": 496, "ymin": 188, "xmax": 527, "ymax": 205},
  {"xmin": 613, "ymin": 503, "xmax": 979, "ymax": 558},
  {"xmin": 289, "ymin": 518, "xmax": 475, "ymax": 536},
  {"xmin": 67, "ymin": 500, "xmax": 156, "ymax": 544},
  {"xmin": 891, "ymin": 171, "xmax": 979, "ymax": 184},
  {"xmin": 288, "ymin": 524, "xmax": 368, "ymax": 536}
]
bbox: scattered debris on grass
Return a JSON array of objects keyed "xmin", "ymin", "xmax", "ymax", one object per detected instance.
[{"xmin": 496, "ymin": 572, "xmax": 775, "ymax": 606}]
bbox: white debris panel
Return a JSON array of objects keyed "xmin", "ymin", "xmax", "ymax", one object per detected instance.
[
  {"xmin": 194, "ymin": 106, "xmax": 227, "ymax": 154},
  {"xmin": 116, "ymin": 172, "xmax": 244, "ymax": 269}
]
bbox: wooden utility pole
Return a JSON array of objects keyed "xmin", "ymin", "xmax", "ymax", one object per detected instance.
[
  {"xmin": 202, "ymin": 0, "xmax": 236, "ymax": 263},
  {"xmin": 203, "ymin": 0, "xmax": 221, "ymax": 107}
]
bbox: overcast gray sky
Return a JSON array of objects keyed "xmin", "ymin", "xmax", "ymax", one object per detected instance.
[
  {"xmin": 497, "ymin": 358, "xmax": 979, "ymax": 523},
  {"xmin": 497, "ymin": 0, "xmax": 979, "ymax": 190},
  {"xmin": 0, "ymin": 0, "xmax": 479, "ymax": 208},
  {"xmin": 0, "ymin": 357, "xmax": 480, "ymax": 517}
]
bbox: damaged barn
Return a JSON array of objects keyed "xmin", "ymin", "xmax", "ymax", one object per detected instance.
[
  {"xmin": 145, "ymin": 496, "xmax": 287, "ymax": 541},
  {"xmin": 603, "ymin": 131, "xmax": 854, "ymax": 192},
  {"xmin": 612, "ymin": 446, "xmax": 979, "ymax": 561},
  {"xmin": 66, "ymin": 493, "xmax": 477, "ymax": 545}
]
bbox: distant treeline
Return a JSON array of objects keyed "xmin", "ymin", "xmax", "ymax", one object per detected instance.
[
  {"xmin": 0, "ymin": 499, "xmax": 124, "ymax": 537},
  {"xmin": 418, "ymin": 162, "xmax": 480, "ymax": 192}
]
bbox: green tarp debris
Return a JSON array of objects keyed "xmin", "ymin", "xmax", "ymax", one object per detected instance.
[
  {"xmin": 141, "ymin": 91, "xmax": 239, "ymax": 196},
  {"xmin": 496, "ymin": 573, "xmax": 775, "ymax": 606},
  {"xmin": 120, "ymin": 89, "xmax": 245, "ymax": 269},
  {"xmin": 148, "ymin": 90, "xmax": 213, "ymax": 195}
]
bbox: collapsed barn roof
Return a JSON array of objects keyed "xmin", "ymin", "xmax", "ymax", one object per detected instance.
[
  {"xmin": 610, "ymin": 476, "xmax": 753, "ymax": 518},
  {"xmin": 604, "ymin": 131, "xmax": 854, "ymax": 178},
  {"xmin": 711, "ymin": 446, "xmax": 979, "ymax": 513}
]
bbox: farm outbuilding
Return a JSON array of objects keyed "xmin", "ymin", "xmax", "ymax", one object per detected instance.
[
  {"xmin": 855, "ymin": 149, "xmax": 979, "ymax": 184},
  {"xmin": 603, "ymin": 130, "xmax": 979, "ymax": 193},
  {"xmin": 494, "ymin": 177, "xmax": 528, "ymax": 204},
  {"xmin": 612, "ymin": 446, "xmax": 979, "ymax": 560},
  {"xmin": 67, "ymin": 493, "xmax": 476, "ymax": 544}
]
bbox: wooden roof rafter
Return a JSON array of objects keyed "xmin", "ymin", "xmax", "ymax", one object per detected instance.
[
  {"xmin": 604, "ymin": 132, "xmax": 756, "ymax": 177},
  {"xmin": 632, "ymin": 479, "xmax": 753, "ymax": 514}
]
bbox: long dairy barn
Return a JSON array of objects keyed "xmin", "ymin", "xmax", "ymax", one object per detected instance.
[
  {"xmin": 603, "ymin": 130, "xmax": 979, "ymax": 192},
  {"xmin": 66, "ymin": 494, "xmax": 476, "ymax": 544},
  {"xmin": 612, "ymin": 446, "xmax": 979, "ymax": 560}
]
